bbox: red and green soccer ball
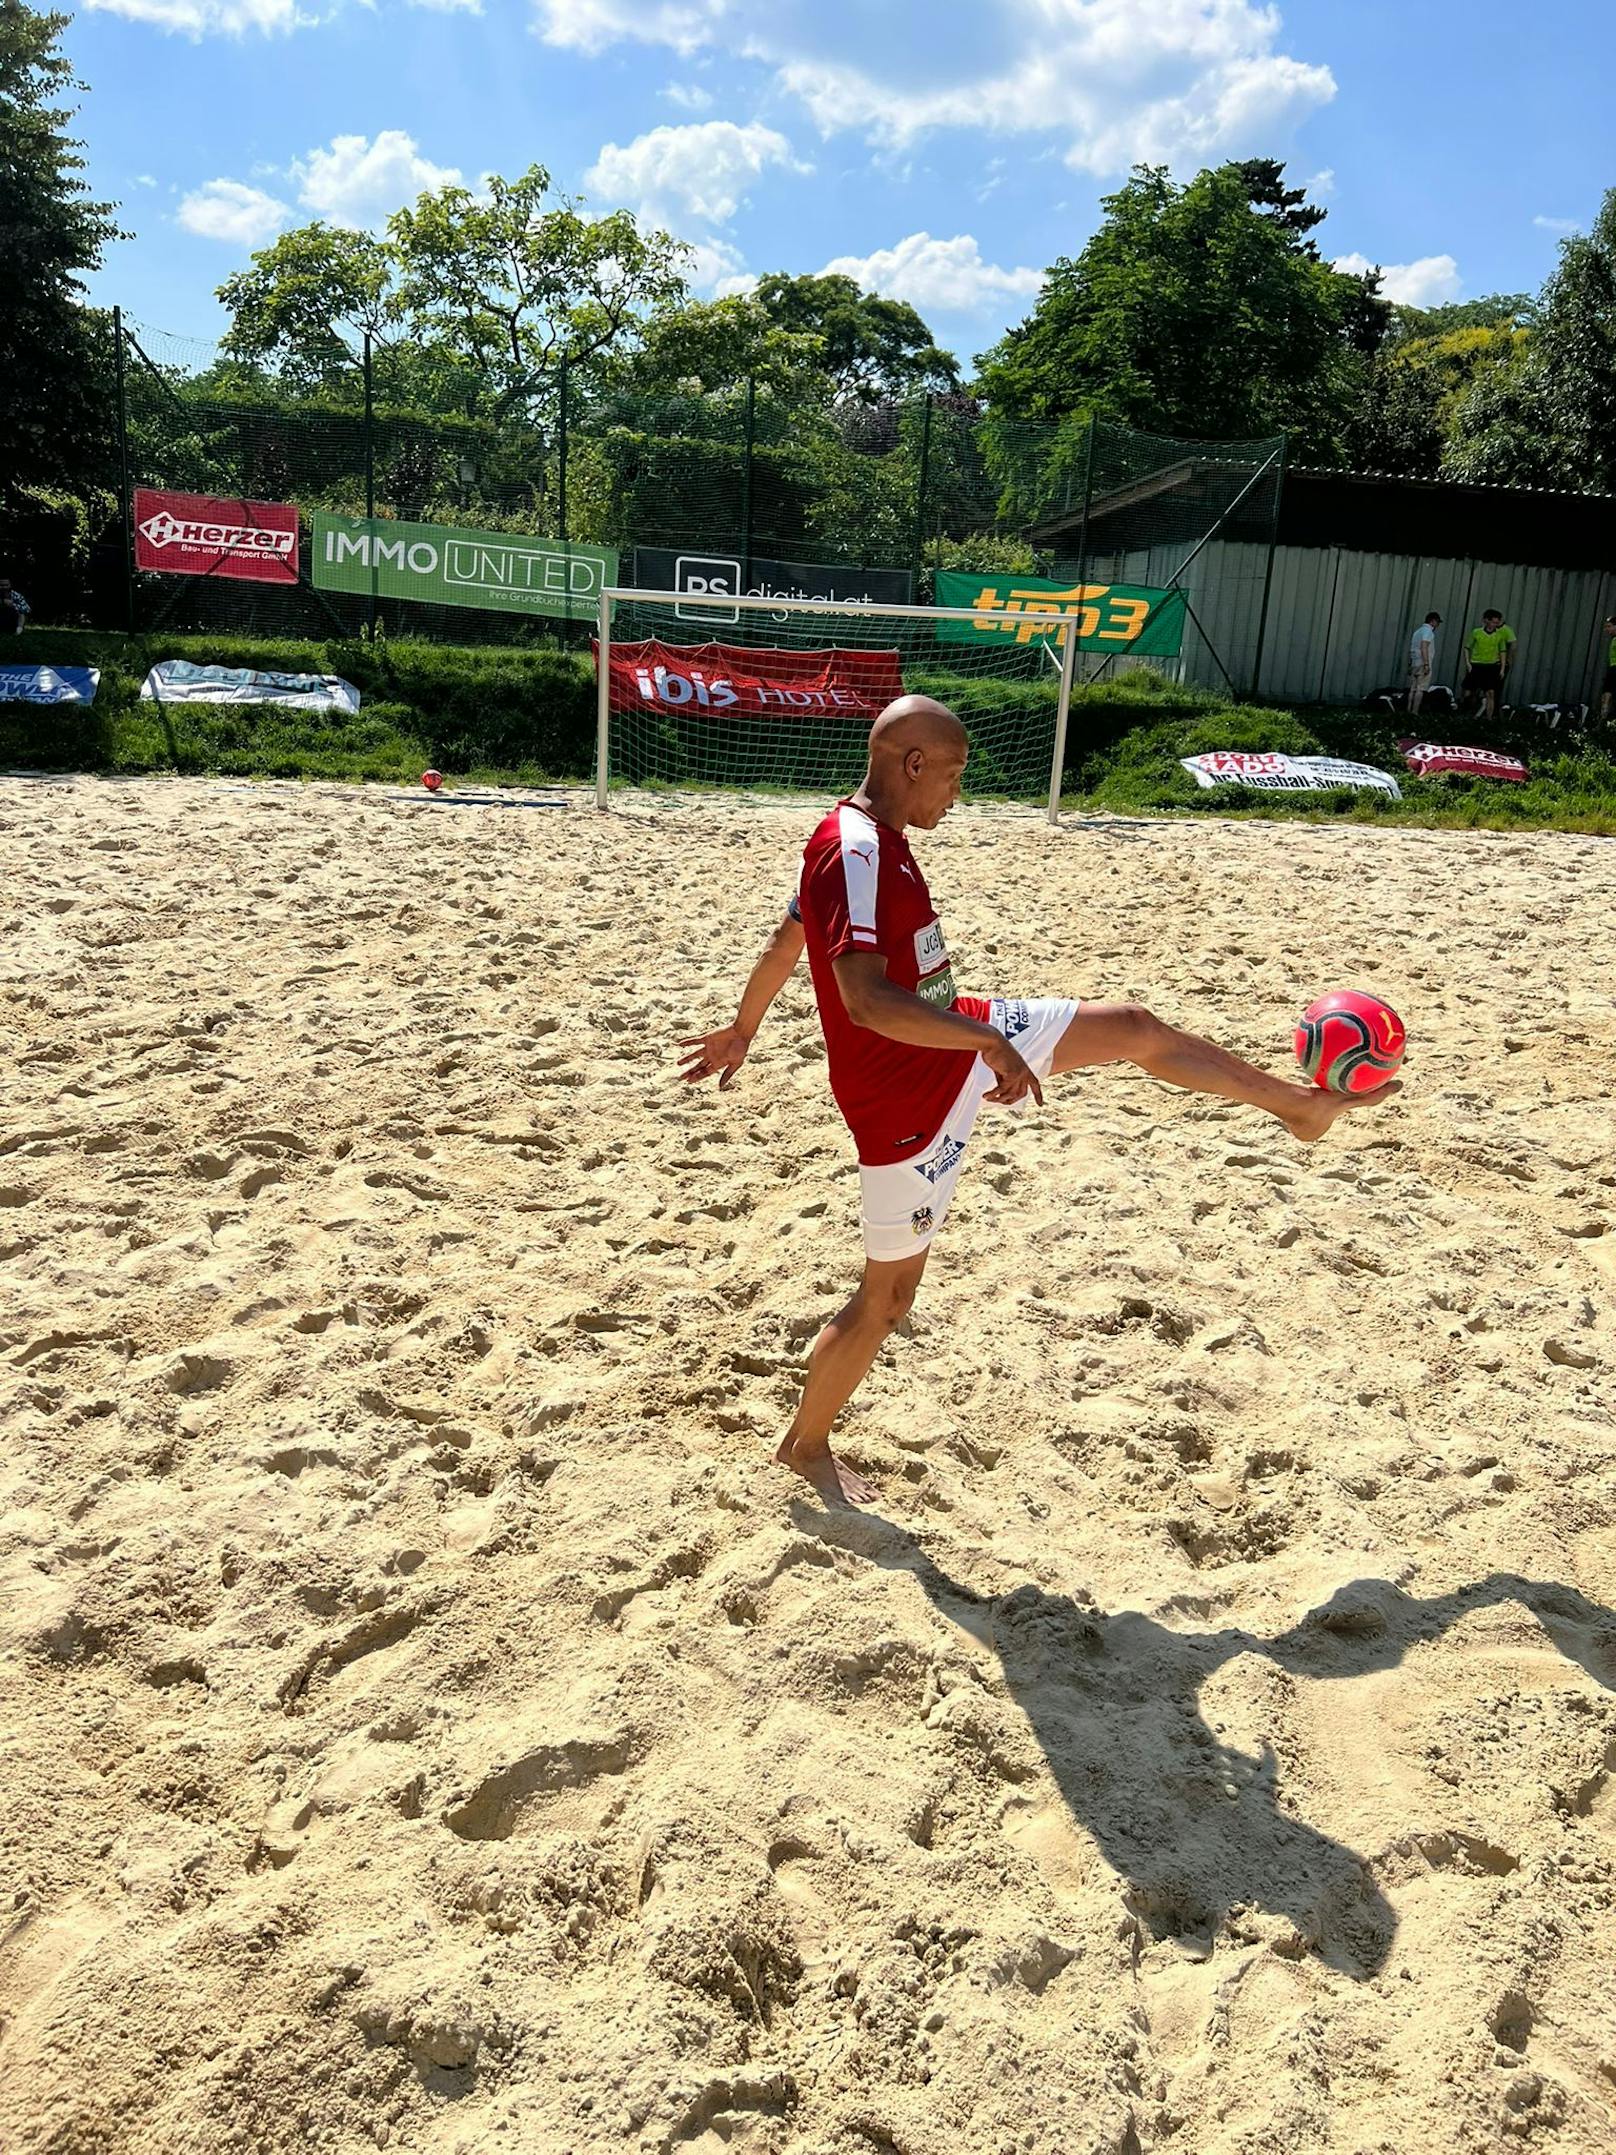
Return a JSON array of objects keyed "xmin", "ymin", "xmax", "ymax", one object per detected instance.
[{"xmin": 1295, "ymin": 990, "xmax": 1405, "ymax": 1095}]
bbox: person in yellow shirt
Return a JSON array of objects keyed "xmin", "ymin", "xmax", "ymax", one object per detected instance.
[
  {"xmin": 1463, "ymin": 608, "xmax": 1516, "ymax": 722},
  {"xmin": 1601, "ymin": 614, "xmax": 1616, "ymax": 726}
]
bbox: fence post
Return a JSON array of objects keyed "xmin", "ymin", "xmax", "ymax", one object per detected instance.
[
  {"xmin": 1046, "ymin": 607, "xmax": 1081, "ymax": 825},
  {"xmin": 557, "ymin": 356, "xmax": 570, "ymax": 542},
  {"xmin": 740, "ymin": 374, "xmax": 756, "ymax": 584},
  {"xmin": 911, "ymin": 392, "xmax": 933, "ymax": 578},
  {"xmin": 362, "ymin": 332, "xmax": 377, "ymax": 640},
  {"xmin": 594, "ymin": 587, "xmax": 612, "ymax": 810},
  {"xmin": 112, "ymin": 306, "xmax": 136, "ymax": 634},
  {"xmin": 1070, "ymin": 414, "xmax": 1096, "ymax": 687},
  {"xmin": 1248, "ymin": 433, "xmax": 1287, "ymax": 698}
]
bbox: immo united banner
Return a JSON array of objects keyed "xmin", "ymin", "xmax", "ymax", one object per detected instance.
[
  {"xmin": 934, "ymin": 571, "xmax": 1186, "ymax": 656},
  {"xmin": 313, "ymin": 515, "xmax": 616, "ymax": 619},
  {"xmin": 134, "ymin": 488, "xmax": 298, "ymax": 585},
  {"xmin": 599, "ymin": 639, "xmax": 904, "ymax": 719}
]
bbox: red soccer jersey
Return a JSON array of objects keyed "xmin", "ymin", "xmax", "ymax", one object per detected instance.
[{"xmin": 796, "ymin": 799, "xmax": 982, "ymax": 1165}]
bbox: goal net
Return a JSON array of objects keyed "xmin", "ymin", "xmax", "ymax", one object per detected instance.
[{"xmin": 594, "ymin": 586, "xmax": 1081, "ymax": 813}]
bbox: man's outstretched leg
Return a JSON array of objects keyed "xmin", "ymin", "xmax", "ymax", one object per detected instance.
[
  {"xmin": 1051, "ymin": 1002, "xmax": 1399, "ymax": 1138},
  {"xmin": 774, "ymin": 1250, "xmax": 929, "ymax": 1506}
]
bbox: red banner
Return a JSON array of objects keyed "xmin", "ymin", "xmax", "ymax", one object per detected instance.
[
  {"xmin": 1398, "ymin": 739, "xmax": 1528, "ymax": 783},
  {"xmin": 133, "ymin": 488, "xmax": 299, "ymax": 585},
  {"xmin": 599, "ymin": 639, "xmax": 903, "ymax": 720}
]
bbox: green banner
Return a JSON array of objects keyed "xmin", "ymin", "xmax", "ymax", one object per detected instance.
[
  {"xmin": 935, "ymin": 571, "xmax": 1186, "ymax": 656},
  {"xmin": 312, "ymin": 515, "xmax": 616, "ymax": 619}
]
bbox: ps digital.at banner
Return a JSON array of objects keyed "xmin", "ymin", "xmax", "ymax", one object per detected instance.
[
  {"xmin": 599, "ymin": 639, "xmax": 904, "ymax": 719},
  {"xmin": 934, "ymin": 571, "xmax": 1186, "ymax": 655},
  {"xmin": 1398, "ymin": 739, "xmax": 1528, "ymax": 782},
  {"xmin": 313, "ymin": 515, "xmax": 616, "ymax": 619},
  {"xmin": 633, "ymin": 548, "xmax": 914, "ymax": 620},
  {"xmin": 0, "ymin": 665, "xmax": 99, "ymax": 705},
  {"xmin": 134, "ymin": 488, "xmax": 299, "ymax": 585},
  {"xmin": 1181, "ymin": 751, "xmax": 1402, "ymax": 798}
]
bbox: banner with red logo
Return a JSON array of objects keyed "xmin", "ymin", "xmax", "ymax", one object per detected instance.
[
  {"xmin": 133, "ymin": 488, "xmax": 299, "ymax": 584},
  {"xmin": 598, "ymin": 639, "xmax": 904, "ymax": 719},
  {"xmin": 1398, "ymin": 739, "xmax": 1528, "ymax": 783}
]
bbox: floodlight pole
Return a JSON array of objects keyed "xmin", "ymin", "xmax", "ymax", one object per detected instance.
[
  {"xmin": 1046, "ymin": 614, "xmax": 1080, "ymax": 825},
  {"xmin": 363, "ymin": 333, "xmax": 377, "ymax": 641},
  {"xmin": 112, "ymin": 306, "xmax": 136, "ymax": 634},
  {"xmin": 594, "ymin": 588, "xmax": 612, "ymax": 809}
]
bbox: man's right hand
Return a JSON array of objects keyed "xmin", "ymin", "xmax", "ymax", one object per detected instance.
[
  {"xmin": 981, "ymin": 1032, "xmax": 1041, "ymax": 1107},
  {"xmin": 678, "ymin": 1024, "xmax": 752, "ymax": 1089}
]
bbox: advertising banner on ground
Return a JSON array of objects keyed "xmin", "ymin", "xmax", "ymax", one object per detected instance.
[
  {"xmin": 934, "ymin": 571, "xmax": 1186, "ymax": 655},
  {"xmin": 313, "ymin": 515, "xmax": 615, "ymax": 618},
  {"xmin": 1398, "ymin": 739, "xmax": 1528, "ymax": 782},
  {"xmin": 140, "ymin": 660, "xmax": 360, "ymax": 713},
  {"xmin": 633, "ymin": 548, "xmax": 913, "ymax": 621},
  {"xmin": 133, "ymin": 488, "xmax": 299, "ymax": 584},
  {"xmin": 1181, "ymin": 751, "xmax": 1402, "ymax": 798},
  {"xmin": 0, "ymin": 665, "xmax": 99, "ymax": 704},
  {"xmin": 599, "ymin": 639, "xmax": 903, "ymax": 719}
]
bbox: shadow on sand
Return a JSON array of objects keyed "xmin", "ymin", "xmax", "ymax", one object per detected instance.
[{"xmin": 795, "ymin": 1506, "xmax": 1616, "ymax": 1979}]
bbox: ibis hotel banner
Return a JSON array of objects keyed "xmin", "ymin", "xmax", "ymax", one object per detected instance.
[
  {"xmin": 935, "ymin": 571, "xmax": 1186, "ymax": 656},
  {"xmin": 313, "ymin": 515, "xmax": 616, "ymax": 619},
  {"xmin": 134, "ymin": 488, "xmax": 299, "ymax": 585}
]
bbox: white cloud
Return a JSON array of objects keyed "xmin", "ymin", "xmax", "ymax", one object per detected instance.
[
  {"xmin": 1308, "ymin": 166, "xmax": 1336, "ymax": 195},
  {"xmin": 291, "ymin": 131, "xmax": 462, "ymax": 228},
  {"xmin": 533, "ymin": 0, "xmax": 729, "ymax": 53},
  {"xmin": 1333, "ymin": 251, "xmax": 1461, "ymax": 307},
  {"xmin": 85, "ymin": 0, "xmax": 300, "ymax": 30},
  {"xmin": 679, "ymin": 236, "xmax": 754, "ymax": 295},
  {"xmin": 177, "ymin": 177, "xmax": 291, "ymax": 245},
  {"xmin": 135, "ymin": 173, "xmax": 159, "ymax": 188},
  {"xmin": 536, "ymin": 0, "xmax": 1335, "ymax": 178},
  {"xmin": 822, "ymin": 232, "xmax": 1044, "ymax": 315},
  {"xmin": 408, "ymin": 0, "xmax": 482, "ymax": 11},
  {"xmin": 660, "ymin": 81, "xmax": 713, "ymax": 110},
  {"xmin": 1534, "ymin": 215, "xmax": 1580, "ymax": 234},
  {"xmin": 584, "ymin": 120, "xmax": 804, "ymax": 227}
]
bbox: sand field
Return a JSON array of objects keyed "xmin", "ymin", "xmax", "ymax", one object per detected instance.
[{"xmin": 3, "ymin": 773, "xmax": 1616, "ymax": 2154}]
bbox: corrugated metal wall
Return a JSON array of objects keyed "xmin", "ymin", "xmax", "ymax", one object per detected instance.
[{"xmin": 1087, "ymin": 540, "xmax": 1616, "ymax": 707}]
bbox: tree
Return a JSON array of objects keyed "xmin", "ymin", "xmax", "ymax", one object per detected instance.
[
  {"xmin": 1444, "ymin": 191, "xmax": 1616, "ymax": 490},
  {"xmin": 608, "ymin": 294, "xmax": 828, "ymax": 403},
  {"xmin": 1348, "ymin": 319, "xmax": 1526, "ymax": 476},
  {"xmin": 752, "ymin": 272, "xmax": 960, "ymax": 402},
  {"xmin": 217, "ymin": 164, "xmax": 689, "ymax": 422},
  {"xmin": 0, "ymin": 0, "xmax": 121, "ymax": 498},
  {"xmin": 975, "ymin": 162, "xmax": 1387, "ymax": 464}
]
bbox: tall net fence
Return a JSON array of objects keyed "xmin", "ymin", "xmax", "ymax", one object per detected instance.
[
  {"xmin": 601, "ymin": 591, "xmax": 1069, "ymax": 803},
  {"xmin": 79, "ymin": 317, "xmax": 1285, "ymax": 696}
]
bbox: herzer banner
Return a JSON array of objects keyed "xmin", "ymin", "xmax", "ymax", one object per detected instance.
[
  {"xmin": 133, "ymin": 489, "xmax": 299, "ymax": 584},
  {"xmin": 312, "ymin": 515, "xmax": 616, "ymax": 619},
  {"xmin": 935, "ymin": 572, "xmax": 1186, "ymax": 655}
]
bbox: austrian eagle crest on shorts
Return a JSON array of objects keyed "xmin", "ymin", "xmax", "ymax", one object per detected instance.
[{"xmin": 911, "ymin": 1206, "xmax": 934, "ymax": 1236}]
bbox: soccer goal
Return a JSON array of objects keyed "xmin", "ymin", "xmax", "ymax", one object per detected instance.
[{"xmin": 593, "ymin": 586, "xmax": 1083, "ymax": 822}]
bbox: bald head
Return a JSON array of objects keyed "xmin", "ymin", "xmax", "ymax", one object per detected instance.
[
  {"xmin": 857, "ymin": 695, "xmax": 968, "ymax": 833},
  {"xmin": 867, "ymin": 695, "xmax": 966, "ymax": 767}
]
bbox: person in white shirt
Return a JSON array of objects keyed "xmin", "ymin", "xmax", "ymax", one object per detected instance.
[{"xmin": 1407, "ymin": 611, "xmax": 1441, "ymax": 715}]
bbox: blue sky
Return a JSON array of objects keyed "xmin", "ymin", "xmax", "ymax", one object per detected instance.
[{"xmin": 67, "ymin": 0, "xmax": 1612, "ymax": 368}]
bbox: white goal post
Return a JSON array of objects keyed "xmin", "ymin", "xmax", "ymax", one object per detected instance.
[{"xmin": 594, "ymin": 586, "xmax": 1081, "ymax": 823}]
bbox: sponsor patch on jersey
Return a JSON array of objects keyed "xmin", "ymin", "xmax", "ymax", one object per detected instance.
[
  {"xmin": 914, "ymin": 918, "xmax": 946, "ymax": 971},
  {"xmin": 916, "ymin": 967, "xmax": 957, "ymax": 1007}
]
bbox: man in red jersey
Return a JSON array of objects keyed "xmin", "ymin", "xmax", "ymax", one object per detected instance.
[{"xmin": 681, "ymin": 697, "xmax": 1398, "ymax": 1506}]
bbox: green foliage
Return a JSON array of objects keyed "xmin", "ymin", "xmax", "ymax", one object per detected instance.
[
  {"xmin": 751, "ymin": 273, "xmax": 960, "ymax": 403},
  {"xmin": 976, "ymin": 160, "xmax": 1386, "ymax": 468},
  {"xmin": 0, "ymin": 0, "xmax": 121, "ymax": 501},
  {"xmin": 1348, "ymin": 321, "xmax": 1526, "ymax": 476},
  {"xmin": 1443, "ymin": 190, "xmax": 1616, "ymax": 490}
]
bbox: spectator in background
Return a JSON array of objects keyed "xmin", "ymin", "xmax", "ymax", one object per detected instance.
[
  {"xmin": 1601, "ymin": 614, "xmax": 1616, "ymax": 726},
  {"xmin": 1407, "ymin": 610, "xmax": 1441, "ymax": 716},
  {"xmin": 0, "ymin": 580, "xmax": 29, "ymax": 635},
  {"xmin": 1464, "ymin": 608, "xmax": 1516, "ymax": 722}
]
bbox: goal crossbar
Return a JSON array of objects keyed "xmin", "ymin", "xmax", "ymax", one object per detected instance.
[{"xmin": 594, "ymin": 587, "xmax": 1080, "ymax": 822}]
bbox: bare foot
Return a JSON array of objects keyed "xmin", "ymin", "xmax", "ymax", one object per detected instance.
[
  {"xmin": 772, "ymin": 1432, "xmax": 880, "ymax": 1507},
  {"xmin": 1279, "ymin": 1078, "xmax": 1402, "ymax": 1143}
]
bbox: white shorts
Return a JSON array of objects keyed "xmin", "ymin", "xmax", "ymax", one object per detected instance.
[{"xmin": 858, "ymin": 996, "xmax": 1079, "ymax": 1263}]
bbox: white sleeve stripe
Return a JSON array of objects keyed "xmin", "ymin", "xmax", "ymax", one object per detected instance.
[{"xmin": 836, "ymin": 803, "xmax": 880, "ymax": 943}]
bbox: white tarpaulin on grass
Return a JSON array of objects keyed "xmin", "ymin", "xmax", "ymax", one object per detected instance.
[
  {"xmin": 139, "ymin": 660, "xmax": 360, "ymax": 714},
  {"xmin": 1181, "ymin": 751, "xmax": 1402, "ymax": 799}
]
